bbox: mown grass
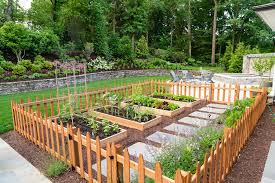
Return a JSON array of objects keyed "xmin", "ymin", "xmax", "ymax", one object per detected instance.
[{"xmin": 0, "ymin": 75, "xmax": 170, "ymax": 134}]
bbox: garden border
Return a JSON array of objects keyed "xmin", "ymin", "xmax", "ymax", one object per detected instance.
[{"xmin": 11, "ymin": 80, "xmax": 267, "ymax": 183}]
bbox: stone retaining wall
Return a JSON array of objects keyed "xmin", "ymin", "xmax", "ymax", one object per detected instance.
[{"xmin": 0, "ymin": 69, "xmax": 170, "ymax": 95}]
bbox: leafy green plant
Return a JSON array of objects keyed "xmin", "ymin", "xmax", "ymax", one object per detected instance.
[
  {"xmin": 252, "ymin": 57, "xmax": 274, "ymax": 76},
  {"xmin": 112, "ymin": 123, "xmax": 120, "ymax": 133},
  {"xmin": 0, "ymin": 66, "xmax": 4, "ymax": 75},
  {"xmin": 130, "ymin": 95, "xmax": 179, "ymax": 111},
  {"xmin": 31, "ymin": 64, "xmax": 43, "ymax": 73},
  {"xmin": 136, "ymin": 35, "xmax": 149, "ymax": 58},
  {"xmin": 0, "ymin": 60, "xmax": 14, "ymax": 71},
  {"xmin": 217, "ymin": 98, "xmax": 255, "ymax": 127},
  {"xmin": 87, "ymin": 117, "xmax": 99, "ymax": 136},
  {"xmin": 152, "ymin": 92, "xmax": 195, "ymax": 102},
  {"xmin": 155, "ymin": 127, "xmax": 222, "ymax": 178},
  {"xmin": 18, "ymin": 60, "xmax": 32, "ymax": 70},
  {"xmin": 46, "ymin": 160, "xmax": 69, "ymax": 177},
  {"xmin": 12, "ymin": 65, "xmax": 27, "ymax": 76},
  {"xmin": 102, "ymin": 119, "xmax": 111, "ymax": 136}
]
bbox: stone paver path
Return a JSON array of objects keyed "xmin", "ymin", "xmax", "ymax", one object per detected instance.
[
  {"xmin": 127, "ymin": 142, "xmax": 160, "ymax": 163},
  {"xmin": 189, "ymin": 111, "xmax": 220, "ymax": 120},
  {"xmin": 178, "ymin": 116, "xmax": 211, "ymax": 127},
  {"xmin": 207, "ymin": 103, "xmax": 228, "ymax": 109},
  {"xmin": 198, "ymin": 107, "xmax": 226, "ymax": 114},
  {"xmin": 0, "ymin": 138, "xmax": 51, "ymax": 183},
  {"xmin": 146, "ymin": 131, "xmax": 185, "ymax": 144},
  {"xmin": 164, "ymin": 123, "xmax": 198, "ymax": 136}
]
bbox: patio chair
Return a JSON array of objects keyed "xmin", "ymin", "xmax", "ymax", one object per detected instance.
[
  {"xmin": 200, "ymin": 70, "xmax": 214, "ymax": 83},
  {"xmin": 181, "ymin": 70, "xmax": 194, "ymax": 81},
  {"xmin": 170, "ymin": 70, "xmax": 180, "ymax": 82}
]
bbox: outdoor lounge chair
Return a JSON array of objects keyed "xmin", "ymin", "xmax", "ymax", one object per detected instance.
[
  {"xmin": 181, "ymin": 70, "xmax": 194, "ymax": 81},
  {"xmin": 200, "ymin": 70, "xmax": 214, "ymax": 83},
  {"xmin": 170, "ymin": 70, "xmax": 180, "ymax": 82}
]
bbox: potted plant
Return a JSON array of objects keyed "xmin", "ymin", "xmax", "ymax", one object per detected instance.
[{"xmin": 252, "ymin": 57, "xmax": 275, "ymax": 87}]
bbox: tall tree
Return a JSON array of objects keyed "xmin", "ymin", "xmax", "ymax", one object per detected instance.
[{"xmin": 211, "ymin": 0, "xmax": 218, "ymax": 64}]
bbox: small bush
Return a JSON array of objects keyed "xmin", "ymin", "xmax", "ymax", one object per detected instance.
[
  {"xmin": 18, "ymin": 60, "xmax": 32, "ymax": 70},
  {"xmin": 136, "ymin": 36, "xmax": 149, "ymax": 58},
  {"xmin": 156, "ymin": 127, "xmax": 222, "ymax": 178},
  {"xmin": 4, "ymin": 75, "xmax": 17, "ymax": 81},
  {"xmin": 29, "ymin": 73, "xmax": 47, "ymax": 79},
  {"xmin": 31, "ymin": 64, "xmax": 43, "ymax": 73},
  {"xmin": 0, "ymin": 60, "xmax": 15, "ymax": 71},
  {"xmin": 12, "ymin": 65, "xmax": 27, "ymax": 76},
  {"xmin": 46, "ymin": 160, "xmax": 69, "ymax": 177},
  {"xmin": 34, "ymin": 55, "xmax": 53, "ymax": 70},
  {"xmin": 153, "ymin": 49, "xmax": 169, "ymax": 60},
  {"xmin": 0, "ymin": 66, "xmax": 4, "ymax": 75}
]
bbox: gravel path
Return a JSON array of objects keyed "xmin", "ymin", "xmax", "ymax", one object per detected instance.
[{"xmin": 224, "ymin": 106, "xmax": 275, "ymax": 183}]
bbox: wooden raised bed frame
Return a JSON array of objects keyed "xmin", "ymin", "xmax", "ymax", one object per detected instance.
[
  {"xmin": 151, "ymin": 97, "xmax": 204, "ymax": 108},
  {"xmin": 121, "ymin": 101, "xmax": 186, "ymax": 118},
  {"xmin": 92, "ymin": 110, "xmax": 163, "ymax": 131},
  {"xmin": 49, "ymin": 117, "xmax": 127, "ymax": 147}
]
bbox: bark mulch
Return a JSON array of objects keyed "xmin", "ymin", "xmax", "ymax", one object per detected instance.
[
  {"xmin": 224, "ymin": 106, "xmax": 275, "ymax": 183},
  {"xmin": 0, "ymin": 131, "xmax": 87, "ymax": 183}
]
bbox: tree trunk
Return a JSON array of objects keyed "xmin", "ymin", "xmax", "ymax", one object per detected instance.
[
  {"xmin": 112, "ymin": 0, "xmax": 116, "ymax": 33},
  {"xmin": 211, "ymin": 0, "xmax": 218, "ymax": 65},
  {"xmin": 6, "ymin": 0, "xmax": 13, "ymax": 21},
  {"xmin": 188, "ymin": 0, "xmax": 192, "ymax": 58},
  {"xmin": 131, "ymin": 33, "xmax": 135, "ymax": 51}
]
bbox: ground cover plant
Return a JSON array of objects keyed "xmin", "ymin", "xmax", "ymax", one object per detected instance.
[
  {"xmin": 0, "ymin": 75, "xmax": 169, "ymax": 134},
  {"xmin": 155, "ymin": 127, "xmax": 223, "ymax": 179},
  {"xmin": 151, "ymin": 92, "xmax": 195, "ymax": 102},
  {"xmin": 46, "ymin": 160, "xmax": 69, "ymax": 177},
  {"xmin": 217, "ymin": 98, "xmax": 255, "ymax": 128},
  {"xmin": 129, "ymin": 95, "xmax": 180, "ymax": 111}
]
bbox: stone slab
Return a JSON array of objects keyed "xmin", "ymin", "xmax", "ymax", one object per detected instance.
[
  {"xmin": 261, "ymin": 141, "xmax": 275, "ymax": 183},
  {"xmin": 0, "ymin": 138, "xmax": 52, "ymax": 183},
  {"xmin": 178, "ymin": 117, "xmax": 211, "ymax": 127},
  {"xmin": 92, "ymin": 159, "xmax": 137, "ymax": 179},
  {"xmin": 146, "ymin": 131, "xmax": 185, "ymax": 145},
  {"xmin": 189, "ymin": 111, "xmax": 220, "ymax": 120},
  {"xmin": 164, "ymin": 123, "xmax": 198, "ymax": 136},
  {"xmin": 207, "ymin": 103, "xmax": 228, "ymax": 109},
  {"xmin": 198, "ymin": 107, "xmax": 226, "ymax": 114},
  {"xmin": 128, "ymin": 142, "xmax": 160, "ymax": 163}
]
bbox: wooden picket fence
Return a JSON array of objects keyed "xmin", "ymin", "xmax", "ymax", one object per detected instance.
[{"xmin": 11, "ymin": 80, "xmax": 267, "ymax": 183}]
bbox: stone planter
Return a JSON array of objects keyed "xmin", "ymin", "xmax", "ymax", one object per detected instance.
[
  {"xmin": 92, "ymin": 110, "xmax": 163, "ymax": 131},
  {"xmin": 261, "ymin": 81, "xmax": 272, "ymax": 87}
]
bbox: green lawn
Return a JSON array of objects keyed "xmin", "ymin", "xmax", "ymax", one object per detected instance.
[{"xmin": 0, "ymin": 75, "xmax": 170, "ymax": 134}]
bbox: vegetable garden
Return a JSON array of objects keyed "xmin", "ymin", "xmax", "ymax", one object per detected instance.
[{"xmin": 11, "ymin": 80, "xmax": 267, "ymax": 183}]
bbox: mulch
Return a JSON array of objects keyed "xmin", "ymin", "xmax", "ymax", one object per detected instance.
[
  {"xmin": 0, "ymin": 131, "xmax": 86, "ymax": 183},
  {"xmin": 224, "ymin": 105, "xmax": 275, "ymax": 183},
  {"xmin": 3, "ymin": 101, "xmax": 273, "ymax": 183}
]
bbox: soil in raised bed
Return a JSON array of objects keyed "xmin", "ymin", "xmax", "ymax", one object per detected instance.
[
  {"xmin": 58, "ymin": 114, "xmax": 120, "ymax": 140},
  {"xmin": 95, "ymin": 106, "xmax": 156, "ymax": 122}
]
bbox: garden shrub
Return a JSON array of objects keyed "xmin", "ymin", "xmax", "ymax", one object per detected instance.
[
  {"xmin": 228, "ymin": 43, "xmax": 260, "ymax": 73},
  {"xmin": 31, "ymin": 64, "xmax": 43, "ymax": 73},
  {"xmin": 169, "ymin": 51, "xmax": 186, "ymax": 63},
  {"xmin": 18, "ymin": 60, "xmax": 32, "ymax": 70},
  {"xmin": 218, "ymin": 98, "xmax": 255, "ymax": 128},
  {"xmin": 155, "ymin": 127, "xmax": 222, "ymax": 178},
  {"xmin": 0, "ymin": 66, "xmax": 4, "ymax": 75},
  {"xmin": 136, "ymin": 35, "xmax": 149, "ymax": 58},
  {"xmin": 221, "ymin": 42, "xmax": 233, "ymax": 70},
  {"xmin": 88, "ymin": 57, "xmax": 113, "ymax": 71},
  {"xmin": 12, "ymin": 65, "xmax": 27, "ymax": 76},
  {"xmin": 29, "ymin": 73, "xmax": 47, "ymax": 79},
  {"xmin": 34, "ymin": 55, "xmax": 53, "ymax": 70},
  {"xmin": 4, "ymin": 75, "xmax": 17, "ymax": 81},
  {"xmin": 0, "ymin": 60, "xmax": 15, "ymax": 71},
  {"xmin": 46, "ymin": 160, "xmax": 69, "ymax": 177},
  {"xmin": 153, "ymin": 49, "xmax": 169, "ymax": 60}
]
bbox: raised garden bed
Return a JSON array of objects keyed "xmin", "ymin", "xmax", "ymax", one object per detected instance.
[
  {"xmin": 92, "ymin": 106, "xmax": 163, "ymax": 131},
  {"xmin": 122, "ymin": 95, "xmax": 186, "ymax": 117},
  {"xmin": 151, "ymin": 93, "xmax": 203, "ymax": 108},
  {"xmin": 53, "ymin": 114, "xmax": 127, "ymax": 147}
]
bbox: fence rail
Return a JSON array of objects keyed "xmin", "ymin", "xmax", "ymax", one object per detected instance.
[{"xmin": 11, "ymin": 80, "xmax": 267, "ymax": 183}]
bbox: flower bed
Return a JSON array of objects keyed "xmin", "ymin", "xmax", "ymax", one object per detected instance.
[
  {"xmin": 123, "ymin": 95, "xmax": 185, "ymax": 117},
  {"xmin": 92, "ymin": 105, "xmax": 162, "ymax": 131},
  {"xmin": 151, "ymin": 92, "xmax": 202, "ymax": 108},
  {"xmin": 55, "ymin": 113, "xmax": 127, "ymax": 147}
]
